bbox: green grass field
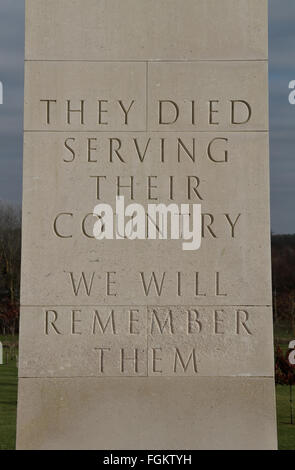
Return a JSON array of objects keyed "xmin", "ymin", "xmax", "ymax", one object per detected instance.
[
  {"xmin": 274, "ymin": 321, "xmax": 295, "ymax": 450},
  {"xmin": 0, "ymin": 333, "xmax": 295, "ymax": 450},
  {"xmin": 0, "ymin": 335, "xmax": 18, "ymax": 450},
  {"xmin": 276, "ymin": 385, "xmax": 295, "ymax": 450}
]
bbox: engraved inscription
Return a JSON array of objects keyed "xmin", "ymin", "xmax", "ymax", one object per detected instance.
[
  {"xmin": 20, "ymin": 60, "xmax": 272, "ymax": 379},
  {"xmin": 30, "ymin": 305, "xmax": 261, "ymax": 377}
]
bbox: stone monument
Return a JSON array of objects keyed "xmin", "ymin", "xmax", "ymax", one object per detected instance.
[
  {"xmin": 17, "ymin": 0, "xmax": 277, "ymax": 449},
  {"xmin": 0, "ymin": 342, "xmax": 3, "ymax": 365}
]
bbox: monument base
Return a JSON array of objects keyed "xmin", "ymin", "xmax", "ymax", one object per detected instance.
[{"xmin": 17, "ymin": 377, "xmax": 277, "ymax": 450}]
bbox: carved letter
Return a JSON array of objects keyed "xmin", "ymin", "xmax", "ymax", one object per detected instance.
[
  {"xmin": 45, "ymin": 310, "xmax": 61, "ymax": 335},
  {"xmin": 69, "ymin": 272, "xmax": 95, "ymax": 296},
  {"xmin": 159, "ymin": 100, "xmax": 179, "ymax": 125},
  {"xmin": 140, "ymin": 272, "xmax": 166, "ymax": 296},
  {"xmin": 150, "ymin": 309, "xmax": 174, "ymax": 335},
  {"xmin": 236, "ymin": 310, "xmax": 252, "ymax": 335},
  {"xmin": 92, "ymin": 310, "xmax": 117, "ymax": 334},
  {"xmin": 231, "ymin": 100, "xmax": 252, "ymax": 125},
  {"xmin": 174, "ymin": 348, "xmax": 198, "ymax": 373}
]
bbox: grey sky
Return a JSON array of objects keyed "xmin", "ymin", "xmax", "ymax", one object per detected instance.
[
  {"xmin": 0, "ymin": 0, "xmax": 24, "ymax": 205},
  {"xmin": 0, "ymin": 1, "xmax": 294, "ymax": 233},
  {"xmin": 269, "ymin": 0, "xmax": 295, "ymax": 233}
]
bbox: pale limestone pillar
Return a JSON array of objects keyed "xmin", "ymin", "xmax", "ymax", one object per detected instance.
[{"xmin": 17, "ymin": 0, "xmax": 277, "ymax": 449}]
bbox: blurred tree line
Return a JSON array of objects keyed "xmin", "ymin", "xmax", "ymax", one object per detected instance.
[
  {"xmin": 0, "ymin": 202, "xmax": 21, "ymax": 336},
  {"xmin": 272, "ymin": 234, "xmax": 295, "ymax": 331}
]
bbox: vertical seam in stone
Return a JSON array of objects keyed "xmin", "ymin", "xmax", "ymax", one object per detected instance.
[
  {"xmin": 146, "ymin": 61, "xmax": 148, "ymax": 132},
  {"xmin": 146, "ymin": 305, "xmax": 149, "ymax": 377}
]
